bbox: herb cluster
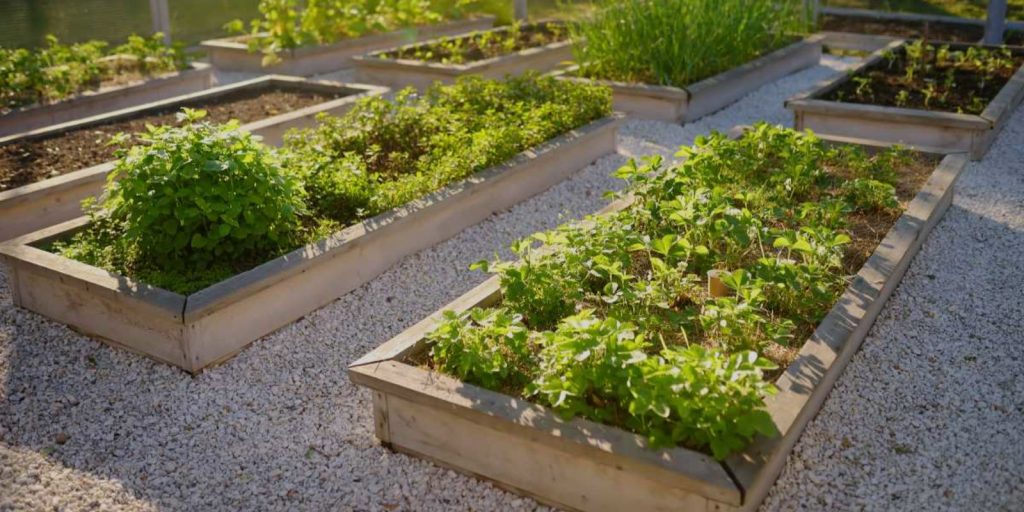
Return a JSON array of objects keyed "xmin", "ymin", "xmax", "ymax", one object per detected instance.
[
  {"xmin": 225, "ymin": 0, "xmax": 483, "ymax": 65},
  {"xmin": 429, "ymin": 124, "xmax": 917, "ymax": 459},
  {"xmin": 829, "ymin": 40, "xmax": 1023, "ymax": 114},
  {"xmin": 377, "ymin": 21, "xmax": 567, "ymax": 65},
  {"xmin": 0, "ymin": 34, "xmax": 188, "ymax": 112},
  {"xmin": 54, "ymin": 74, "xmax": 611, "ymax": 294},
  {"xmin": 569, "ymin": 0, "xmax": 811, "ymax": 88}
]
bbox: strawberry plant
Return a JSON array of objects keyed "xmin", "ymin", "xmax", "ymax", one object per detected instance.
[{"xmin": 428, "ymin": 124, "xmax": 924, "ymax": 459}]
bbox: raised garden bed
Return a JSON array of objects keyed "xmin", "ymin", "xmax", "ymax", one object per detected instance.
[
  {"xmin": 0, "ymin": 76, "xmax": 386, "ymax": 242},
  {"xmin": 202, "ymin": 17, "xmax": 495, "ymax": 76},
  {"xmin": 818, "ymin": 6, "xmax": 1024, "ymax": 52},
  {"xmin": 787, "ymin": 40, "xmax": 1024, "ymax": 160},
  {"xmin": 553, "ymin": 36, "xmax": 823, "ymax": 123},
  {"xmin": 0, "ymin": 63, "xmax": 212, "ymax": 138},
  {"xmin": 0, "ymin": 76, "xmax": 619, "ymax": 373},
  {"xmin": 353, "ymin": 21, "xmax": 572, "ymax": 90},
  {"xmin": 349, "ymin": 126, "xmax": 968, "ymax": 511}
]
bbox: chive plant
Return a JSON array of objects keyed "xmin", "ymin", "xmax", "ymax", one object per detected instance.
[{"xmin": 569, "ymin": 0, "xmax": 811, "ymax": 87}]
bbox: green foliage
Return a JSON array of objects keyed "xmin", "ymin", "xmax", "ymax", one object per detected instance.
[
  {"xmin": 226, "ymin": 0, "xmax": 483, "ymax": 64},
  {"xmin": 54, "ymin": 75, "xmax": 609, "ymax": 294},
  {"xmin": 378, "ymin": 21, "xmax": 567, "ymax": 64},
  {"xmin": 569, "ymin": 0, "xmax": 812, "ymax": 87},
  {"xmin": 55, "ymin": 109, "xmax": 304, "ymax": 292},
  {"xmin": 429, "ymin": 124, "xmax": 915, "ymax": 459},
  {"xmin": 0, "ymin": 34, "xmax": 187, "ymax": 112},
  {"xmin": 428, "ymin": 308, "xmax": 535, "ymax": 390},
  {"xmin": 283, "ymin": 73, "xmax": 611, "ymax": 226}
]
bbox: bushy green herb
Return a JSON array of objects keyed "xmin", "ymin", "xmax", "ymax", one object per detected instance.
[
  {"xmin": 429, "ymin": 124, "xmax": 917, "ymax": 459},
  {"xmin": 225, "ymin": 0, "xmax": 483, "ymax": 65},
  {"xmin": 378, "ymin": 21, "xmax": 567, "ymax": 64},
  {"xmin": 569, "ymin": 0, "xmax": 811, "ymax": 87},
  {"xmin": 0, "ymin": 33, "xmax": 187, "ymax": 112},
  {"xmin": 283, "ymin": 73, "xmax": 611, "ymax": 226},
  {"xmin": 54, "ymin": 109, "xmax": 305, "ymax": 293}
]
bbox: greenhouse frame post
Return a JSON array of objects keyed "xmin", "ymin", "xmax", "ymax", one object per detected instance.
[
  {"xmin": 514, "ymin": 0, "xmax": 528, "ymax": 21},
  {"xmin": 149, "ymin": 0, "xmax": 172, "ymax": 44},
  {"xmin": 984, "ymin": 0, "xmax": 1008, "ymax": 44}
]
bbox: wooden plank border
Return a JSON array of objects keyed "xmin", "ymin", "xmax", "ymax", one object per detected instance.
[
  {"xmin": 0, "ymin": 114, "xmax": 622, "ymax": 373},
  {"xmin": 352, "ymin": 22, "xmax": 573, "ymax": 90},
  {"xmin": 550, "ymin": 36, "xmax": 822, "ymax": 123},
  {"xmin": 201, "ymin": 17, "xmax": 495, "ymax": 76},
  {"xmin": 787, "ymin": 41, "xmax": 1024, "ymax": 160},
  {"xmin": 0, "ymin": 63, "xmax": 213, "ymax": 138},
  {"xmin": 347, "ymin": 131, "xmax": 968, "ymax": 511},
  {"xmin": 0, "ymin": 76, "xmax": 388, "ymax": 242}
]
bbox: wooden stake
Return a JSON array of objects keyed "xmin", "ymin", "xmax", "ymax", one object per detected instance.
[
  {"xmin": 984, "ymin": 0, "xmax": 1008, "ymax": 45},
  {"xmin": 707, "ymin": 270, "xmax": 730, "ymax": 298},
  {"xmin": 149, "ymin": 0, "xmax": 172, "ymax": 44},
  {"xmin": 513, "ymin": 0, "xmax": 528, "ymax": 21}
]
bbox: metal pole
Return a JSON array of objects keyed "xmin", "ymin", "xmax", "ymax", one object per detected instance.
[
  {"xmin": 149, "ymin": 0, "xmax": 172, "ymax": 44},
  {"xmin": 513, "ymin": 0, "xmax": 528, "ymax": 22},
  {"xmin": 984, "ymin": 0, "xmax": 1008, "ymax": 45}
]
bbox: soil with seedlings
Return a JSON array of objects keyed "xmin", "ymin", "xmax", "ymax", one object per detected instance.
[
  {"xmin": 379, "ymin": 22, "xmax": 567, "ymax": 64},
  {"xmin": 821, "ymin": 15, "xmax": 984, "ymax": 42},
  {"xmin": 826, "ymin": 46, "xmax": 1024, "ymax": 114},
  {"xmin": 0, "ymin": 87, "xmax": 345, "ymax": 192},
  {"xmin": 3, "ymin": 55, "xmax": 1022, "ymax": 511}
]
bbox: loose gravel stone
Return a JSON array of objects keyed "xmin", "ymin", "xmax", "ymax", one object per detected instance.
[{"xmin": 0, "ymin": 55, "xmax": 939, "ymax": 512}]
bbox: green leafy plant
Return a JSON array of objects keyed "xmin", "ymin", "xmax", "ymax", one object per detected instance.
[
  {"xmin": 568, "ymin": 0, "xmax": 811, "ymax": 87},
  {"xmin": 54, "ymin": 109, "xmax": 305, "ymax": 292},
  {"xmin": 428, "ymin": 124, "xmax": 921, "ymax": 459},
  {"xmin": 225, "ymin": 0, "xmax": 483, "ymax": 65}
]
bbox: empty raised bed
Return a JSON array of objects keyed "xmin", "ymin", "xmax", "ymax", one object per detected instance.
[
  {"xmin": 203, "ymin": 12, "xmax": 495, "ymax": 76},
  {"xmin": 550, "ymin": 0, "xmax": 821, "ymax": 123},
  {"xmin": 0, "ymin": 35, "xmax": 213, "ymax": 138},
  {"xmin": 349, "ymin": 125, "xmax": 968, "ymax": 511},
  {"xmin": 819, "ymin": 7, "xmax": 985, "ymax": 51},
  {"xmin": 353, "ymin": 21, "xmax": 572, "ymax": 90},
  {"xmin": 0, "ymin": 75, "xmax": 619, "ymax": 373},
  {"xmin": 0, "ymin": 76, "xmax": 385, "ymax": 242},
  {"xmin": 787, "ymin": 40, "xmax": 1024, "ymax": 160}
]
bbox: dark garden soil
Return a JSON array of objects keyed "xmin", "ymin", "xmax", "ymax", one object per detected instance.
[
  {"xmin": 0, "ymin": 87, "xmax": 344, "ymax": 192},
  {"xmin": 821, "ymin": 14, "xmax": 984, "ymax": 42},
  {"xmin": 380, "ymin": 22, "xmax": 567, "ymax": 63},
  {"xmin": 824, "ymin": 47, "xmax": 1024, "ymax": 114}
]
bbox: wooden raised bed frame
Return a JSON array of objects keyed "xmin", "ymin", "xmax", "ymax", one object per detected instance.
[
  {"xmin": 348, "ymin": 134, "xmax": 968, "ymax": 511},
  {"xmin": 0, "ymin": 114, "xmax": 622, "ymax": 373},
  {"xmin": 353, "ymin": 22, "xmax": 573, "ymax": 90},
  {"xmin": 0, "ymin": 76, "xmax": 388, "ymax": 242},
  {"xmin": 551, "ymin": 35, "xmax": 823, "ymax": 123},
  {"xmin": 0, "ymin": 63, "xmax": 213, "ymax": 138},
  {"xmin": 787, "ymin": 40, "xmax": 1024, "ymax": 160},
  {"xmin": 201, "ymin": 17, "xmax": 495, "ymax": 76}
]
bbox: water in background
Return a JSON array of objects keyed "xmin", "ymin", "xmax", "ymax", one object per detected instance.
[{"xmin": 0, "ymin": 0, "xmax": 260, "ymax": 48}]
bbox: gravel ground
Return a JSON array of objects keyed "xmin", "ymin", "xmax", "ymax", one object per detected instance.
[{"xmin": 8, "ymin": 53, "xmax": 999, "ymax": 512}]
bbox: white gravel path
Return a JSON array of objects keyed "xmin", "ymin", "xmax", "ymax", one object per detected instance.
[{"xmin": 10, "ymin": 53, "xmax": 1013, "ymax": 512}]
